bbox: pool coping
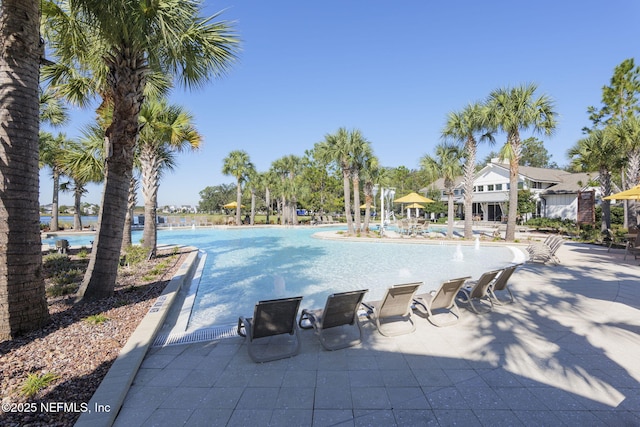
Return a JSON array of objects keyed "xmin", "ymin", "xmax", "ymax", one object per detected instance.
[{"xmin": 74, "ymin": 247, "xmax": 200, "ymax": 427}]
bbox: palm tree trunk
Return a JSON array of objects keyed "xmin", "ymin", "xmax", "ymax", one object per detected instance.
[
  {"xmin": 0, "ymin": 0, "xmax": 50, "ymax": 339},
  {"xmin": 505, "ymin": 134, "xmax": 520, "ymax": 242},
  {"xmin": 235, "ymin": 179, "xmax": 242, "ymax": 225},
  {"xmin": 250, "ymin": 189, "xmax": 256, "ymax": 225},
  {"xmin": 352, "ymin": 172, "xmax": 361, "ymax": 233},
  {"xmin": 463, "ymin": 138, "xmax": 476, "ymax": 239},
  {"xmin": 77, "ymin": 48, "xmax": 146, "ymax": 302},
  {"xmin": 600, "ymin": 168, "xmax": 612, "ymax": 232},
  {"xmin": 447, "ymin": 192, "xmax": 455, "ymax": 238},
  {"xmin": 343, "ymin": 169, "xmax": 354, "ymax": 234},
  {"xmin": 121, "ymin": 176, "xmax": 137, "ymax": 251},
  {"xmin": 142, "ymin": 148, "xmax": 160, "ymax": 256},
  {"xmin": 265, "ymin": 187, "xmax": 271, "ymax": 224},
  {"xmin": 73, "ymin": 185, "xmax": 83, "ymax": 230},
  {"xmin": 363, "ymin": 186, "xmax": 372, "ymax": 233},
  {"xmin": 50, "ymin": 169, "xmax": 60, "ymax": 232}
]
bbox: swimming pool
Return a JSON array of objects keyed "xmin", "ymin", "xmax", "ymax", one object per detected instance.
[
  {"xmin": 43, "ymin": 227, "xmax": 522, "ymax": 331},
  {"xmin": 180, "ymin": 228, "xmax": 520, "ymax": 330}
]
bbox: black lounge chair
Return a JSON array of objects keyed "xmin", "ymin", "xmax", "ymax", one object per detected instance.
[
  {"xmin": 237, "ymin": 296, "xmax": 303, "ymax": 363},
  {"xmin": 299, "ymin": 289, "xmax": 368, "ymax": 350},
  {"xmin": 413, "ymin": 277, "xmax": 470, "ymax": 327},
  {"xmin": 456, "ymin": 270, "xmax": 501, "ymax": 314},
  {"xmin": 363, "ymin": 282, "xmax": 421, "ymax": 336}
]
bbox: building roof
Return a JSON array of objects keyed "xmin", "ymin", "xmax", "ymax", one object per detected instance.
[
  {"xmin": 488, "ymin": 162, "xmax": 566, "ymax": 183},
  {"xmin": 541, "ymin": 172, "xmax": 598, "ymax": 195},
  {"xmin": 419, "ymin": 159, "xmax": 599, "ymax": 196}
]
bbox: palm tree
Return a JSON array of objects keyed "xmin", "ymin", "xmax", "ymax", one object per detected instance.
[
  {"xmin": 222, "ymin": 151, "xmax": 255, "ymax": 226},
  {"xmin": 349, "ymin": 130, "xmax": 373, "ymax": 234},
  {"xmin": 59, "ymin": 128, "xmax": 105, "ymax": 231},
  {"xmin": 442, "ymin": 102, "xmax": 494, "ymax": 239},
  {"xmin": 271, "ymin": 155, "xmax": 303, "ymax": 225},
  {"xmin": 139, "ymin": 98, "xmax": 201, "ymax": 257},
  {"xmin": 317, "ymin": 128, "xmax": 356, "ymax": 235},
  {"xmin": 421, "ymin": 144, "xmax": 464, "ymax": 238},
  {"xmin": 361, "ymin": 155, "xmax": 381, "ymax": 234},
  {"xmin": 39, "ymin": 132, "xmax": 70, "ymax": 232},
  {"xmin": 613, "ymin": 115, "xmax": 640, "ymax": 227},
  {"xmin": 39, "ymin": 89, "xmax": 70, "ymax": 232},
  {"xmin": 0, "ymin": 0, "xmax": 50, "ymax": 339},
  {"xmin": 568, "ymin": 128, "xmax": 620, "ymax": 231},
  {"xmin": 486, "ymin": 84, "xmax": 557, "ymax": 241},
  {"xmin": 43, "ymin": 0, "xmax": 239, "ymax": 301}
]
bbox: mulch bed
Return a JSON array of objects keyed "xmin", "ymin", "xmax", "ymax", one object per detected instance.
[{"xmin": 0, "ymin": 248, "xmax": 190, "ymax": 427}]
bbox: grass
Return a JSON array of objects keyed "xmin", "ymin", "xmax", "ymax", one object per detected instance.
[
  {"xmin": 84, "ymin": 314, "xmax": 110, "ymax": 325},
  {"xmin": 20, "ymin": 372, "xmax": 60, "ymax": 398}
]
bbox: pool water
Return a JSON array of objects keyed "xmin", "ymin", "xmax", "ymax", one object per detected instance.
[
  {"xmin": 43, "ymin": 227, "xmax": 520, "ymax": 330},
  {"xmin": 180, "ymin": 228, "xmax": 518, "ymax": 329}
]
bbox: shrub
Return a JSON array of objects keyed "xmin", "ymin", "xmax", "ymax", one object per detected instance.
[
  {"xmin": 84, "ymin": 314, "xmax": 109, "ymax": 325},
  {"xmin": 122, "ymin": 245, "xmax": 148, "ymax": 266},
  {"xmin": 20, "ymin": 372, "xmax": 59, "ymax": 398},
  {"xmin": 43, "ymin": 253, "xmax": 73, "ymax": 273},
  {"xmin": 46, "ymin": 283, "xmax": 79, "ymax": 297},
  {"xmin": 52, "ymin": 268, "xmax": 83, "ymax": 285}
]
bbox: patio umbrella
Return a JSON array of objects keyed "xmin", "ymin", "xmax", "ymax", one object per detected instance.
[
  {"xmin": 405, "ymin": 202, "xmax": 425, "ymax": 219},
  {"xmin": 603, "ymin": 185, "xmax": 640, "ymax": 200},
  {"xmin": 223, "ymin": 201, "xmax": 245, "ymax": 209},
  {"xmin": 394, "ymin": 192, "xmax": 434, "ymax": 204}
]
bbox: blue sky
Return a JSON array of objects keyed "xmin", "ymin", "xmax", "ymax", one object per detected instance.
[{"xmin": 41, "ymin": 0, "xmax": 640, "ymax": 207}]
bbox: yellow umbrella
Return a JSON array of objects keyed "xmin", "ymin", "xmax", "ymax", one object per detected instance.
[
  {"xmin": 223, "ymin": 201, "xmax": 245, "ymax": 209},
  {"xmin": 394, "ymin": 192, "xmax": 434, "ymax": 204},
  {"xmin": 406, "ymin": 203, "xmax": 425, "ymax": 209},
  {"xmin": 404, "ymin": 202, "xmax": 425, "ymax": 219},
  {"xmin": 604, "ymin": 185, "xmax": 640, "ymax": 200}
]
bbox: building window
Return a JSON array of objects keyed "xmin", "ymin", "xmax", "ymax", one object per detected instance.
[
  {"xmin": 487, "ymin": 184, "xmax": 494, "ymax": 191},
  {"xmin": 477, "ymin": 185, "xmax": 484, "ymax": 192},
  {"xmin": 495, "ymin": 184, "xmax": 502, "ymax": 190}
]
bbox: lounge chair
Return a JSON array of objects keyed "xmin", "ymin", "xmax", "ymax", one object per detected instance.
[
  {"xmin": 298, "ymin": 289, "xmax": 368, "ymax": 350},
  {"xmin": 456, "ymin": 270, "xmax": 501, "ymax": 314},
  {"xmin": 363, "ymin": 282, "xmax": 422, "ymax": 336},
  {"xmin": 488, "ymin": 263, "xmax": 520, "ymax": 305},
  {"xmin": 237, "ymin": 296, "xmax": 303, "ymax": 363},
  {"xmin": 413, "ymin": 277, "xmax": 470, "ymax": 326},
  {"xmin": 527, "ymin": 235, "xmax": 564, "ymax": 263},
  {"xmin": 624, "ymin": 232, "xmax": 640, "ymax": 260}
]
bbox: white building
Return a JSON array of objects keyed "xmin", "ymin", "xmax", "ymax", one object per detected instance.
[{"xmin": 421, "ymin": 159, "xmax": 599, "ymax": 222}]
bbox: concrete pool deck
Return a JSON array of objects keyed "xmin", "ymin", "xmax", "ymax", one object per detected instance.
[{"xmin": 79, "ymin": 239, "xmax": 640, "ymax": 426}]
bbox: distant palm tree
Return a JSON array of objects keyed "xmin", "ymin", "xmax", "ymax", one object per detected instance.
[
  {"xmin": 271, "ymin": 155, "xmax": 303, "ymax": 225},
  {"xmin": 421, "ymin": 144, "xmax": 464, "ymax": 238},
  {"xmin": 442, "ymin": 102, "xmax": 494, "ymax": 239},
  {"xmin": 39, "ymin": 89, "xmax": 70, "ymax": 232},
  {"xmin": 361, "ymin": 155, "xmax": 381, "ymax": 233},
  {"xmin": 222, "ymin": 150, "xmax": 255, "ymax": 226},
  {"xmin": 39, "ymin": 132, "xmax": 71, "ymax": 232},
  {"xmin": 317, "ymin": 128, "xmax": 360, "ymax": 234},
  {"xmin": 59, "ymin": 129, "xmax": 104, "ymax": 231},
  {"xmin": 139, "ymin": 98, "xmax": 201, "ymax": 256},
  {"xmin": 568, "ymin": 128, "xmax": 619, "ymax": 231},
  {"xmin": 486, "ymin": 84, "xmax": 557, "ymax": 241},
  {"xmin": 613, "ymin": 116, "xmax": 640, "ymax": 227},
  {"xmin": 349, "ymin": 130, "xmax": 373, "ymax": 233}
]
